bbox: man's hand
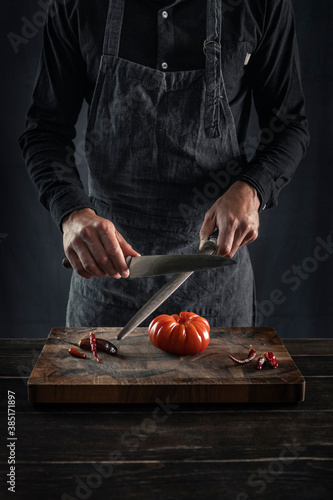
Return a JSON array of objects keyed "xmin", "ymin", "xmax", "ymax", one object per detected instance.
[
  {"xmin": 199, "ymin": 181, "xmax": 260, "ymax": 258},
  {"xmin": 62, "ymin": 208, "xmax": 140, "ymax": 279}
]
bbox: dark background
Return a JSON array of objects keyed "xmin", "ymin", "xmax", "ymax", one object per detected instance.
[{"xmin": 0, "ymin": 0, "xmax": 332, "ymax": 339}]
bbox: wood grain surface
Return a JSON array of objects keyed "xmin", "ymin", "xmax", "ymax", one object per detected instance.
[
  {"xmin": 28, "ymin": 327, "xmax": 305, "ymax": 403},
  {"xmin": 0, "ymin": 338, "xmax": 332, "ymax": 500}
]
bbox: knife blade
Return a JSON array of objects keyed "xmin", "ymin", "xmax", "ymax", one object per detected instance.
[
  {"xmin": 116, "ymin": 236, "xmax": 236, "ymax": 341},
  {"xmin": 125, "ymin": 253, "xmax": 233, "ymax": 278},
  {"xmin": 62, "ymin": 252, "xmax": 232, "ymax": 277}
]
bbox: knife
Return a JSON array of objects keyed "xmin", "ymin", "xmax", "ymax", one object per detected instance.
[
  {"xmin": 62, "ymin": 252, "xmax": 232, "ymax": 278},
  {"xmin": 116, "ymin": 235, "xmax": 236, "ymax": 341}
]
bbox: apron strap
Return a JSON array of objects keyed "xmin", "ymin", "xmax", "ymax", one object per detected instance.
[
  {"xmin": 204, "ymin": 0, "xmax": 222, "ymax": 138},
  {"xmin": 103, "ymin": 0, "xmax": 125, "ymax": 56}
]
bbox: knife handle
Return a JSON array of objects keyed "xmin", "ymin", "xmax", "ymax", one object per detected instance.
[
  {"xmin": 199, "ymin": 230, "xmax": 218, "ymax": 255},
  {"xmin": 199, "ymin": 238, "xmax": 217, "ymax": 255}
]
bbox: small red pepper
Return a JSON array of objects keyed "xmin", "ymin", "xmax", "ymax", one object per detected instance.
[
  {"xmin": 228, "ymin": 346, "xmax": 256, "ymax": 365},
  {"xmin": 265, "ymin": 351, "xmax": 278, "ymax": 368},
  {"xmin": 68, "ymin": 347, "xmax": 87, "ymax": 359},
  {"xmin": 257, "ymin": 356, "xmax": 266, "ymax": 370},
  {"xmin": 90, "ymin": 332, "xmax": 103, "ymax": 363}
]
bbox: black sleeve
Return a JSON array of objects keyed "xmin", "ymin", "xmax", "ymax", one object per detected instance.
[
  {"xmin": 239, "ymin": 0, "xmax": 310, "ymax": 210},
  {"xmin": 18, "ymin": 0, "xmax": 95, "ymax": 230}
]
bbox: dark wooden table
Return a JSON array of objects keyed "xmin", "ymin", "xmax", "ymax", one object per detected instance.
[{"xmin": 0, "ymin": 338, "xmax": 332, "ymax": 500}]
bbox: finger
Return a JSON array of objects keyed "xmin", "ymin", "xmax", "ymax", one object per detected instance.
[
  {"xmin": 199, "ymin": 211, "xmax": 216, "ymax": 250},
  {"xmin": 229, "ymin": 222, "xmax": 259, "ymax": 257},
  {"xmin": 216, "ymin": 215, "xmax": 241, "ymax": 257},
  {"xmin": 99, "ymin": 227, "xmax": 129, "ymax": 278},
  {"xmin": 66, "ymin": 249, "xmax": 94, "ymax": 280},
  {"xmin": 216, "ymin": 227, "xmax": 235, "ymax": 257},
  {"xmin": 84, "ymin": 236, "xmax": 121, "ymax": 278},
  {"xmin": 116, "ymin": 231, "xmax": 141, "ymax": 257},
  {"xmin": 239, "ymin": 227, "xmax": 259, "ymax": 248},
  {"xmin": 73, "ymin": 245, "xmax": 112, "ymax": 278},
  {"xmin": 228, "ymin": 227, "xmax": 246, "ymax": 258}
]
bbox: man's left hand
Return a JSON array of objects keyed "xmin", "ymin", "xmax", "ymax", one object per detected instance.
[{"xmin": 199, "ymin": 180, "xmax": 260, "ymax": 258}]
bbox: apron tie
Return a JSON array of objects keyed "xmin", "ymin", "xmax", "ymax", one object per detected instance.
[{"xmin": 204, "ymin": 0, "xmax": 222, "ymax": 139}]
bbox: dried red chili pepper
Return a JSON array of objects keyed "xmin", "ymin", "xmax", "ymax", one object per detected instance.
[
  {"xmin": 257, "ymin": 356, "xmax": 266, "ymax": 370},
  {"xmin": 228, "ymin": 346, "xmax": 256, "ymax": 365},
  {"xmin": 57, "ymin": 336, "xmax": 117, "ymax": 355},
  {"xmin": 68, "ymin": 347, "xmax": 87, "ymax": 359},
  {"xmin": 265, "ymin": 351, "xmax": 278, "ymax": 368},
  {"xmin": 89, "ymin": 332, "xmax": 103, "ymax": 363}
]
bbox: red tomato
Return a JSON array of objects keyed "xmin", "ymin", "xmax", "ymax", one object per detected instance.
[{"xmin": 148, "ymin": 311, "xmax": 210, "ymax": 355}]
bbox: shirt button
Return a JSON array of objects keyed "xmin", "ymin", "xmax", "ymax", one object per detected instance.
[
  {"xmin": 161, "ymin": 62, "xmax": 168, "ymax": 70},
  {"xmin": 162, "ymin": 11, "xmax": 168, "ymax": 19}
]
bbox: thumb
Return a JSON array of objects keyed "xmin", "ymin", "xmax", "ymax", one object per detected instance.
[
  {"xmin": 199, "ymin": 213, "xmax": 216, "ymax": 250},
  {"xmin": 116, "ymin": 232, "xmax": 141, "ymax": 257}
]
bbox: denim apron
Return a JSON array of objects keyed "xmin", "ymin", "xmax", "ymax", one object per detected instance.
[{"xmin": 66, "ymin": 0, "xmax": 256, "ymax": 327}]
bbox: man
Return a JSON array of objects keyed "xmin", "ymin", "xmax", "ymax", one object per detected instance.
[{"xmin": 19, "ymin": 0, "xmax": 309, "ymax": 328}]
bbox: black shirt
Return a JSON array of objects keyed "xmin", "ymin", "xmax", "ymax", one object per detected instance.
[{"xmin": 19, "ymin": 0, "xmax": 309, "ymax": 230}]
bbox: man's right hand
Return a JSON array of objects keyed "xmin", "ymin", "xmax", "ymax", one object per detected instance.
[{"xmin": 62, "ymin": 208, "xmax": 140, "ymax": 279}]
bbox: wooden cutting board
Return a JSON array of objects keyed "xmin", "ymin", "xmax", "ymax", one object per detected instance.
[{"xmin": 28, "ymin": 327, "xmax": 305, "ymax": 404}]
